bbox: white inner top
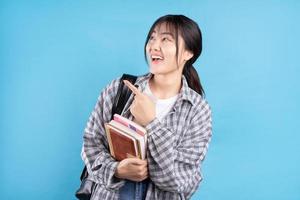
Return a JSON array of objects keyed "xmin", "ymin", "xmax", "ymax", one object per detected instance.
[{"xmin": 144, "ymin": 80, "xmax": 179, "ymax": 122}]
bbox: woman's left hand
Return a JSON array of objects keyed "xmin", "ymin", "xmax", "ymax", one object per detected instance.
[{"xmin": 123, "ymin": 80, "xmax": 155, "ymax": 127}]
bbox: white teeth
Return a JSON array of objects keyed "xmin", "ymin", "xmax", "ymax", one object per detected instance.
[{"xmin": 151, "ymin": 55, "xmax": 163, "ymax": 60}]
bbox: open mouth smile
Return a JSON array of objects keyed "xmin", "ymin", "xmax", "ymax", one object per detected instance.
[{"xmin": 151, "ymin": 55, "xmax": 164, "ymax": 64}]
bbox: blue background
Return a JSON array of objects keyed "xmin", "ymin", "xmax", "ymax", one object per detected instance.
[{"xmin": 1, "ymin": 1, "xmax": 299, "ymax": 199}]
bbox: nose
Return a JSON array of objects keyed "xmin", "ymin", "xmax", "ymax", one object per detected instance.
[{"xmin": 149, "ymin": 38, "xmax": 160, "ymax": 51}]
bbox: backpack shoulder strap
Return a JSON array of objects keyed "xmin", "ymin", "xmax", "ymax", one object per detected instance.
[
  {"xmin": 79, "ymin": 74, "xmax": 137, "ymax": 182},
  {"xmin": 111, "ymin": 74, "xmax": 138, "ymax": 119}
]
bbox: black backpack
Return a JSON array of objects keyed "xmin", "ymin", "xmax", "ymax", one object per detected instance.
[{"xmin": 75, "ymin": 74, "xmax": 138, "ymax": 200}]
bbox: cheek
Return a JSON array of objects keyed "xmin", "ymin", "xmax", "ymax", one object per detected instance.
[
  {"xmin": 165, "ymin": 50, "xmax": 178, "ymax": 63},
  {"xmin": 145, "ymin": 45, "xmax": 150, "ymax": 56},
  {"xmin": 165, "ymin": 45, "xmax": 177, "ymax": 57},
  {"xmin": 145, "ymin": 46, "xmax": 151, "ymax": 60}
]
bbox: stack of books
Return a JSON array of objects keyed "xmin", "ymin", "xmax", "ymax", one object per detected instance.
[{"xmin": 104, "ymin": 114, "xmax": 147, "ymax": 161}]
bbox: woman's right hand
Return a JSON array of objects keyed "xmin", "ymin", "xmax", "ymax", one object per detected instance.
[{"xmin": 115, "ymin": 157, "xmax": 148, "ymax": 182}]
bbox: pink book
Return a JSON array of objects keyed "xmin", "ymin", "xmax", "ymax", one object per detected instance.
[{"xmin": 113, "ymin": 114, "xmax": 146, "ymax": 136}]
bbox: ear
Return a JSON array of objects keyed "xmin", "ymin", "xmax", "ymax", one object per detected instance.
[{"xmin": 183, "ymin": 50, "xmax": 193, "ymax": 61}]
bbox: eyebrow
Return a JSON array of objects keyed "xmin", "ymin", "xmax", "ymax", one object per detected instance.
[
  {"xmin": 161, "ymin": 32, "xmax": 174, "ymax": 37},
  {"xmin": 152, "ymin": 31, "xmax": 174, "ymax": 38}
]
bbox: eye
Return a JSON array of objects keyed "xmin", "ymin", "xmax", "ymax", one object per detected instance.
[
  {"xmin": 162, "ymin": 36, "xmax": 172, "ymax": 42},
  {"xmin": 149, "ymin": 34, "xmax": 156, "ymax": 41}
]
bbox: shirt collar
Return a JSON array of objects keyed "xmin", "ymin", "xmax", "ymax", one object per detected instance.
[
  {"xmin": 122, "ymin": 73, "xmax": 196, "ymax": 117},
  {"xmin": 135, "ymin": 73, "xmax": 195, "ymax": 105}
]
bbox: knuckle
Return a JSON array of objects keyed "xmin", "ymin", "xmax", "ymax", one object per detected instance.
[
  {"xmin": 139, "ymin": 166, "xmax": 144, "ymax": 171},
  {"xmin": 138, "ymin": 172, "xmax": 144, "ymax": 177},
  {"xmin": 137, "ymin": 167, "xmax": 142, "ymax": 173}
]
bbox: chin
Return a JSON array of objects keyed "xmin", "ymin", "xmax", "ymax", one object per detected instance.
[
  {"xmin": 149, "ymin": 65, "xmax": 178, "ymax": 76},
  {"xmin": 149, "ymin": 65, "xmax": 166, "ymax": 74},
  {"xmin": 149, "ymin": 68, "xmax": 163, "ymax": 75}
]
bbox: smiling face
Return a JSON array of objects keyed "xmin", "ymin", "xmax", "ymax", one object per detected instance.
[{"xmin": 145, "ymin": 23, "xmax": 193, "ymax": 76}]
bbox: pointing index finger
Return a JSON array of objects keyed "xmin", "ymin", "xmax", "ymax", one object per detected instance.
[{"xmin": 123, "ymin": 80, "xmax": 141, "ymax": 95}]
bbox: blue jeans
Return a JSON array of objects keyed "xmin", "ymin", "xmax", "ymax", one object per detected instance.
[{"xmin": 119, "ymin": 179, "xmax": 149, "ymax": 200}]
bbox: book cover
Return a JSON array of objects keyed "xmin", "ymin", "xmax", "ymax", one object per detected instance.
[
  {"xmin": 105, "ymin": 123, "xmax": 138, "ymax": 161},
  {"xmin": 105, "ymin": 117, "xmax": 147, "ymax": 160}
]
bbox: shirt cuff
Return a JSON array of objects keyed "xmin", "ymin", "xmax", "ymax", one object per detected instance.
[
  {"xmin": 104, "ymin": 161, "xmax": 125, "ymax": 190},
  {"xmin": 145, "ymin": 117, "xmax": 161, "ymax": 137}
]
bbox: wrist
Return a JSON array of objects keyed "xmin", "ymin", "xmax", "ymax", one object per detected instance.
[
  {"xmin": 115, "ymin": 163, "xmax": 124, "ymax": 179},
  {"xmin": 144, "ymin": 115, "xmax": 156, "ymax": 127}
]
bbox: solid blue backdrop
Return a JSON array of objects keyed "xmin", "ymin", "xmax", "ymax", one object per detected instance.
[{"xmin": 1, "ymin": 1, "xmax": 299, "ymax": 199}]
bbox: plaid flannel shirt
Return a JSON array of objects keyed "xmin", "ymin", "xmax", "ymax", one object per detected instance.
[{"xmin": 81, "ymin": 73, "xmax": 212, "ymax": 200}]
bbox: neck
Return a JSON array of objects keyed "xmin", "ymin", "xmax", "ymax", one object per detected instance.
[{"xmin": 149, "ymin": 72, "xmax": 182, "ymax": 99}]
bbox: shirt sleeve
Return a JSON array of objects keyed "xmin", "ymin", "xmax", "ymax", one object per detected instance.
[
  {"xmin": 81, "ymin": 77, "xmax": 125, "ymax": 190},
  {"xmin": 145, "ymin": 100, "xmax": 212, "ymax": 198}
]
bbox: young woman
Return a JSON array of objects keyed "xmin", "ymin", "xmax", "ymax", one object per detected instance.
[{"xmin": 81, "ymin": 14, "xmax": 212, "ymax": 200}]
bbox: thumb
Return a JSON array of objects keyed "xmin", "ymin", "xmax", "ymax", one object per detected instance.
[{"xmin": 126, "ymin": 153, "xmax": 136, "ymax": 158}]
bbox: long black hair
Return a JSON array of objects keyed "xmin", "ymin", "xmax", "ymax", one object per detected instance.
[{"xmin": 144, "ymin": 14, "xmax": 205, "ymax": 96}]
